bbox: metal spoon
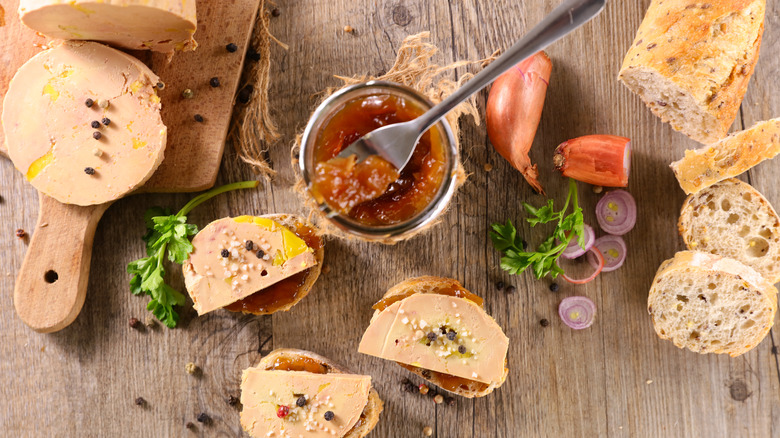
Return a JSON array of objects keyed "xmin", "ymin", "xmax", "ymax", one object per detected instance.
[{"xmin": 336, "ymin": 0, "xmax": 608, "ymax": 169}]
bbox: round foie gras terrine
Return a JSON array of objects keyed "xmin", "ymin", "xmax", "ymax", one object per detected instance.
[
  {"xmin": 18, "ymin": 0, "xmax": 197, "ymax": 53},
  {"xmin": 2, "ymin": 40, "xmax": 166, "ymax": 206},
  {"xmin": 183, "ymin": 216, "xmax": 323, "ymax": 316},
  {"xmin": 359, "ymin": 277, "xmax": 510, "ymax": 398}
]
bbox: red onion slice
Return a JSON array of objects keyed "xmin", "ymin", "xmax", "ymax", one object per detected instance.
[
  {"xmin": 587, "ymin": 235, "xmax": 627, "ymax": 272},
  {"xmin": 596, "ymin": 190, "xmax": 636, "ymax": 235},
  {"xmin": 561, "ymin": 246, "xmax": 604, "ymax": 284},
  {"xmin": 561, "ymin": 224, "xmax": 595, "ymax": 259},
  {"xmin": 558, "ymin": 296, "xmax": 596, "ymax": 330}
]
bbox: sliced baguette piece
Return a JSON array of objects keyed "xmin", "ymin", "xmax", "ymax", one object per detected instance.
[
  {"xmin": 253, "ymin": 349, "xmax": 383, "ymax": 438},
  {"xmin": 363, "ymin": 276, "xmax": 509, "ymax": 398},
  {"xmin": 648, "ymin": 251, "xmax": 777, "ymax": 357},
  {"xmin": 670, "ymin": 118, "xmax": 780, "ymax": 194},
  {"xmin": 679, "ymin": 178, "xmax": 780, "ymax": 284},
  {"xmin": 618, "ymin": 0, "xmax": 765, "ymax": 144}
]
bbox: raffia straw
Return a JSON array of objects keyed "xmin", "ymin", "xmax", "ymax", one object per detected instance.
[
  {"xmin": 227, "ymin": 0, "xmax": 287, "ymax": 176},
  {"xmin": 292, "ymin": 32, "xmax": 497, "ymax": 244}
]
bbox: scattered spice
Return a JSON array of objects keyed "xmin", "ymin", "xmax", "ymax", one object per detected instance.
[
  {"xmin": 496, "ymin": 281, "xmax": 505, "ymax": 290},
  {"xmin": 458, "ymin": 345, "xmax": 467, "ymax": 354},
  {"xmin": 245, "ymin": 240, "xmax": 254, "ymax": 251},
  {"xmin": 426, "ymin": 331, "xmax": 437, "ymax": 342},
  {"xmin": 506, "ymin": 285, "xmax": 516, "ymax": 294},
  {"xmin": 185, "ymin": 362, "xmax": 199, "ymax": 375},
  {"xmin": 98, "ymin": 99, "xmax": 110, "ymax": 109},
  {"xmin": 645, "ymin": 379, "xmax": 653, "ymax": 385},
  {"xmin": 276, "ymin": 406, "xmax": 290, "ymax": 418},
  {"xmin": 144, "ymin": 314, "xmax": 156, "ymax": 328},
  {"xmin": 225, "ymin": 43, "xmax": 238, "ymax": 53},
  {"xmin": 221, "ymin": 249, "xmax": 230, "ymax": 258},
  {"xmin": 182, "ymin": 89, "xmax": 195, "ymax": 99},
  {"xmin": 323, "ymin": 411, "xmax": 335, "ymax": 421},
  {"xmin": 194, "ymin": 114, "xmax": 204, "ymax": 123},
  {"xmin": 209, "ymin": 77, "xmax": 221, "ymax": 88},
  {"xmin": 433, "ymin": 394, "xmax": 444, "ymax": 404},
  {"xmin": 227, "ymin": 395, "xmax": 239, "ymax": 406},
  {"xmin": 185, "ymin": 422, "xmax": 195, "ymax": 429},
  {"xmin": 156, "ymin": 81, "xmax": 165, "ymax": 90},
  {"xmin": 129, "ymin": 317, "xmax": 140, "ymax": 329},
  {"xmin": 343, "ymin": 25, "xmax": 354, "ymax": 33},
  {"xmin": 84, "ymin": 98, "xmax": 94, "ymax": 108},
  {"xmin": 423, "ymin": 426, "xmax": 433, "ymax": 436},
  {"xmin": 90, "ymin": 120, "xmax": 100, "ymax": 129},
  {"xmin": 271, "ymin": 8, "xmax": 280, "ymax": 17},
  {"xmin": 93, "ymin": 148, "xmax": 103, "ymax": 157},
  {"xmin": 15, "ymin": 229, "xmax": 25, "ymax": 239},
  {"xmin": 540, "ymin": 318, "xmax": 549, "ymax": 327},
  {"xmin": 592, "ymin": 185, "xmax": 603, "ymax": 194},
  {"xmin": 135, "ymin": 397, "xmax": 146, "ymax": 406},
  {"xmin": 446, "ymin": 330, "xmax": 456, "ymax": 341},
  {"xmin": 483, "ymin": 162, "xmax": 493, "ymax": 172},
  {"xmin": 549, "ymin": 283, "xmax": 559, "ymax": 292},
  {"xmin": 445, "ymin": 396, "xmax": 456, "ymax": 406},
  {"xmin": 92, "ymin": 131, "xmax": 102, "ymax": 140},
  {"xmin": 418, "ymin": 384, "xmax": 429, "ymax": 395},
  {"xmin": 256, "ymin": 249, "xmax": 265, "ymax": 258},
  {"xmin": 196, "ymin": 413, "xmax": 210, "ymax": 423},
  {"xmin": 296, "ymin": 396, "xmax": 306, "ymax": 407},
  {"xmin": 102, "ymin": 117, "xmax": 111, "ymax": 126},
  {"xmin": 84, "ymin": 167, "xmax": 96, "ymax": 175}
]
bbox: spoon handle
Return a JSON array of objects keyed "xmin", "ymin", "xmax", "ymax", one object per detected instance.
[{"xmin": 414, "ymin": 0, "xmax": 607, "ymax": 132}]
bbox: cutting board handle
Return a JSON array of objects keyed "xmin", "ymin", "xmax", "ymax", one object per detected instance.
[{"xmin": 13, "ymin": 195, "xmax": 110, "ymax": 333}]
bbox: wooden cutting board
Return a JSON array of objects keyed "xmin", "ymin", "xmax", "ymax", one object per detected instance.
[{"xmin": 1, "ymin": 0, "xmax": 261, "ymax": 332}]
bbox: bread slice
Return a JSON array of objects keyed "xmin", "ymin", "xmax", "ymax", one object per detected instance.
[
  {"xmin": 618, "ymin": 0, "xmax": 765, "ymax": 144},
  {"xmin": 679, "ymin": 178, "xmax": 780, "ymax": 284},
  {"xmin": 368, "ymin": 276, "xmax": 508, "ymax": 398},
  {"xmin": 648, "ymin": 251, "xmax": 777, "ymax": 357},
  {"xmin": 256, "ymin": 349, "xmax": 383, "ymax": 438},
  {"xmin": 670, "ymin": 118, "xmax": 780, "ymax": 194},
  {"xmin": 221, "ymin": 214, "xmax": 325, "ymax": 315}
]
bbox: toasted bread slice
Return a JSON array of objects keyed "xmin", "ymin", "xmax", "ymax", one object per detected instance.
[
  {"xmin": 679, "ymin": 179, "xmax": 780, "ymax": 284},
  {"xmin": 670, "ymin": 118, "xmax": 780, "ymax": 194},
  {"xmin": 255, "ymin": 349, "xmax": 383, "ymax": 438},
  {"xmin": 367, "ymin": 276, "xmax": 509, "ymax": 398},
  {"xmin": 648, "ymin": 251, "xmax": 777, "ymax": 357}
]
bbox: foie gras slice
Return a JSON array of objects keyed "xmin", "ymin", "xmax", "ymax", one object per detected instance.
[
  {"xmin": 358, "ymin": 293, "xmax": 509, "ymax": 385},
  {"xmin": 18, "ymin": 0, "xmax": 197, "ymax": 53},
  {"xmin": 183, "ymin": 216, "xmax": 318, "ymax": 315},
  {"xmin": 240, "ymin": 369, "xmax": 371, "ymax": 438},
  {"xmin": 2, "ymin": 41, "xmax": 166, "ymax": 206}
]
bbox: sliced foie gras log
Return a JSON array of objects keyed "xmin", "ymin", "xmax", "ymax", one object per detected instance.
[
  {"xmin": 3, "ymin": 41, "xmax": 166, "ymax": 206},
  {"xmin": 18, "ymin": 0, "xmax": 197, "ymax": 53},
  {"xmin": 240, "ymin": 369, "xmax": 371, "ymax": 438},
  {"xmin": 183, "ymin": 216, "xmax": 318, "ymax": 315},
  {"xmin": 358, "ymin": 293, "xmax": 509, "ymax": 385}
]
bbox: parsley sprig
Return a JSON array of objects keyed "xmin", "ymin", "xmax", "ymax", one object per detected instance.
[
  {"xmin": 127, "ymin": 181, "xmax": 259, "ymax": 328},
  {"xmin": 490, "ymin": 178, "xmax": 585, "ymax": 279}
]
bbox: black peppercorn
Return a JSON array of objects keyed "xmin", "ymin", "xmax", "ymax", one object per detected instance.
[
  {"xmin": 458, "ymin": 345, "xmax": 467, "ymax": 354},
  {"xmin": 296, "ymin": 396, "xmax": 306, "ymax": 407},
  {"xmin": 226, "ymin": 43, "xmax": 238, "ymax": 52},
  {"xmin": 271, "ymin": 8, "xmax": 280, "ymax": 17},
  {"xmin": 540, "ymin": 319, "xmax": 550, "ymax": 327},
  {"xmin": 196, "ymin": 413, "xmax": 210, "ymax": 423},
  {"xmin": 245, "ymin": 240, "xmax": 254, "ymax": 251},
  {"xmin": 256, "ymin": 249, "xmax": 265, "ymax": 259},
  {"xmin": 446, "ymin": 330, "xmax": 456, "ymax": 341},
  {"xmin": 209, "ymin": 77, "xmax": 220, "ymax": 88},
  {"xmin": 496, "ymin": 281, "xmax": 505, "ymax": 290},
  {"xmin": 15, "ymin": 229, "xmax": 25, "ymax": 238},
  {"xmin": 194, "ymin": 114, "xmax": 204, "ymax": 123},
  {"xmin": 92, "ymin": 131, "xmax": 102, "ymax": 140},
  {"xmin": 323, "ymin": 411, "xmax": 334, "ymax": 421},
  {"xmin": 549, "ymin": 283, "xmax": 559, "ymax": 292},
  {"xmin": 90, "ymin": 120, "xmax": 100, "ymax": 129},
  {"xmin": 135, "ymin": 397, "xmax": 145, "ymax": 406},
  {"xmin": 227, "ymin": 395, "xmax": 239, "ymax": 406},
  {"xmin": 84, "ymin": 167, "xmax": 96, "ymax": 175},
  {"xmin": 85, "ymin": 98, "xmax": 94, "ymax": 108},
  {"xmin": 506, "ymin": 285, "xmax": 516, "ymax": 294},
  {"xmin": 129, "ymin": 317, "xmax": 140, "ymax": 329},
  {"xmin": 221, "ymin": 249, "xmax": 230, "ymax": 258},
  {"xmin": 102, "ymin": 117, "xmax": 111, "ymax": 126},
  {"xmin": 426, "ymin": 331, "xmax": 437, "ymax": 342}
]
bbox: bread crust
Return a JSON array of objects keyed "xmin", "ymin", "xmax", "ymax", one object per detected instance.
[
  {"xmin": 255, "ymin": 349, "xmax": 383, "ymax": 438},
  {"xmin": 618, "ymin": 0, "xmax": 765, "ymax": 144},
  {"xmin": 369, "ymin": 276, "xmax": 509, "ymax": 398},
  {"xmin": 648, "ymin": 251, "xmax": 777, "ymax": 357},
  {"xmin": 670, "ymin": 118, "xmax": 780, "ymax": 194}
]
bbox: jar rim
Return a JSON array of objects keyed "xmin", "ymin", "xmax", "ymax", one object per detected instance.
[{"xmin": 298, "ymin": 80, "xmax": 459, "ymax": 240}]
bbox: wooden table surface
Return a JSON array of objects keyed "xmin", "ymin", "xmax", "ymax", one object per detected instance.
[{"xmin": 2, "ymin": 1, "xmax": 779, "ymax": 436}]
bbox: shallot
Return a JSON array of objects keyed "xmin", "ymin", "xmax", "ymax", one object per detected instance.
[
  {"xmin": 595, "ymin": 190, "xmax": 636, "ymax": 235},
  {"xmin": 486, "ymin": 51, "xmax": 552, "ymax": 194},
  {"xmin": 558, "ymin": 296, "xmax": 596, "ymax": 329},
  {"xmin": 553, "ymin": 135, "xmax": 631, "ymax": 187}
]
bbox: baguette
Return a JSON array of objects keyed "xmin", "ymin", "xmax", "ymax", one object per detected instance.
[
  {"xmin": 648, "ymin": 251, "xmax": 777, "ymax": 357},
  {"xmin": 254, "ymin": 349, "xmax": 383, "ymax": 438},
  {"xmin": 679, "ymin": 178, "xmax": 780, "ymax": 284},
  {"xmin": 618, "ymin": 0, "xmax": 765, "ymax": 144},
  {"xmin": 670, "ymin": 118, "xmax": 780, "ymax": 194}
]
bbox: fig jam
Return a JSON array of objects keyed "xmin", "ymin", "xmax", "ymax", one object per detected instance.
[{"xmin": 310, "ymin": 94, "xmax": 447, "ymax": 226}]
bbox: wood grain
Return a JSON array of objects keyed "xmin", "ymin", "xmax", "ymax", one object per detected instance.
[{"xmin": 1, "ymin": 0, "xmax": 779, "ymax": 437}]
